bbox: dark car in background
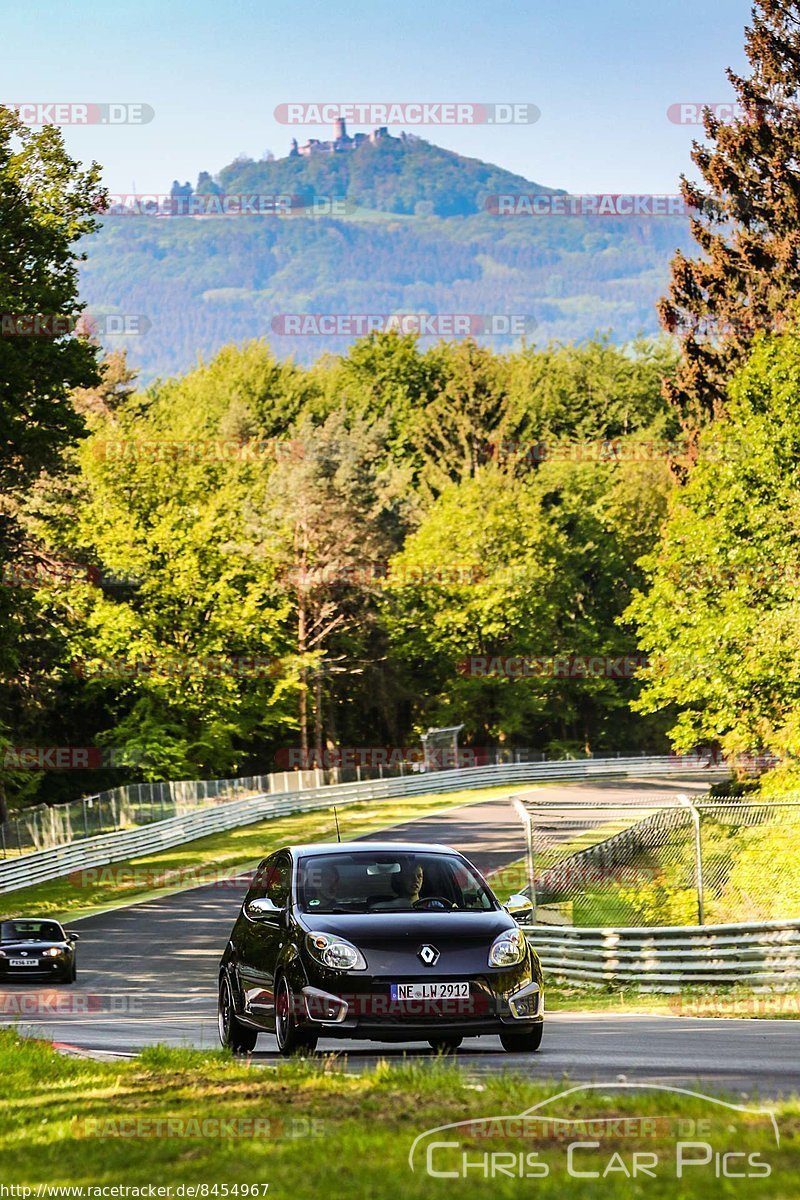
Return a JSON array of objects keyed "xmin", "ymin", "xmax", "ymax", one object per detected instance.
[
  {"xmin": 0, "ymin": 919, "xmax": 80, "ymax": 984},
  {"xmin": 218, "ymin": 841, "xmax": 543, "ymax": 1056}
]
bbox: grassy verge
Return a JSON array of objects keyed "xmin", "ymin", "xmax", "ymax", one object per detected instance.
[
  {"xmin": 0, "ymin": 784, "xmax": 520, "ymax": 922},
  {"xmin": 546, "ymin": 986, "xmax": 800, "ymax": 1018},
  {"xmin": 1, "ymin": 1030, "xmax": 796, "ymax": 1196}
]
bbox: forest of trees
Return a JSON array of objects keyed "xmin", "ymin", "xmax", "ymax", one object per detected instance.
[
  {"xmin": 4, "ymin": 0, "xmax": 800, "ymax": 816},
  {"xmin": 1, "ymin": 331, "xmax": 683, "ymax": 811}
]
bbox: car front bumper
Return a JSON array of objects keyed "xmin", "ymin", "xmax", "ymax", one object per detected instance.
[
  {"xmin": 298, "ymin": 975, "xmax": 543, "ymax": 1039},
  {"xmin": 0, "ymin": 956, "xmax": 73, "ymax": 980}
]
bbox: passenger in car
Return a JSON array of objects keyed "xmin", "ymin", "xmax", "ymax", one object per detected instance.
[{"xmin": 311, "ymin": 863, "xmax": 342, "ymax": 910}]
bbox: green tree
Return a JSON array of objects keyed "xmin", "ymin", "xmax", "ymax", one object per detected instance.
[
  {"xmin": 626, "ymin": 327, "xmax": 800, "ymax": 766},
  {"xmin": 659, "ymin": 0, "xmax": 800, "ymax": 433},
  {"xmin": 252, "ymin": 409, "xmax": 412, "ymax": 761},
  {"xmin": 0, "ymin": 108, "xmax": 105, "ymax": 819}
]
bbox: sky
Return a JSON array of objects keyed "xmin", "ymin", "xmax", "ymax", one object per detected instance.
[{"xmin": 1, "ymin": 0, "xmax": 754, "ymax": 195}]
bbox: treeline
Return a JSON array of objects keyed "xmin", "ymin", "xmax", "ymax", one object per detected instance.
[
  {"xmin": 81, "ymin": 205, "xmax": 692, "ymax": 381},
  {"xmin": 2, "ymin": 334, "xmax": 682, "ymax": 809}
]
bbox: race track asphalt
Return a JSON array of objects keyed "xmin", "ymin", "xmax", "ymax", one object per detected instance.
[{"xmin": 3, "ymin": 774, "xmax": 798, "ymax": 1098}]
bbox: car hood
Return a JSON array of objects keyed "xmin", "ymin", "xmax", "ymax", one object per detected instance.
[
  {"xmin": 0, "ymin": 941, "xmax": 65, "ymax": 954},
  {"xmin": 296, "ymin": 910, "xmax": 526, "ymax": 977}
]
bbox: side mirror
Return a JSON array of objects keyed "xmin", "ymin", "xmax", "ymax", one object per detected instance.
[
  {"xmin": 246, "ymin": 897, "xmax": 282, "ymax": 920},
  {"xmin": 504, "ymin": 894, "xmax": 534, "ymax": 924},
  {"xmin": 65, "ymin": 931, "xmax": 81, "ymax": 941}
]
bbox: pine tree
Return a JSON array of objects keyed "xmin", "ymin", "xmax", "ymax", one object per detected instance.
[{"xmin": 659, "ymin": 0, "xmax": 800, "ymax": 434}]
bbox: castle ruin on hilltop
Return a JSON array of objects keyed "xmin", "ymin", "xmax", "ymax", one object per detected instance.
[{"xmin": 290, "ymin": 118, "xmax": 395, "ymax": 157}]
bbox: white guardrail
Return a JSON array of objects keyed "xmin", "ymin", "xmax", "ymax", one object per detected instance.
[
  {"xmin": 0, "ymin": 754, "xmax": 722, "ymax": 897},
  {"xmin": 6, "ymin": 754, "xmax": 797, "ymax": 988},
  {"xmin": 527, "ymin": 920, "xmax": 800, "ymax": 989}
]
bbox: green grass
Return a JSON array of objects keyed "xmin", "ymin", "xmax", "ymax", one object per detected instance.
[
  {"xmin": 546, "ymin": 986, "xmax": 800, "ymax": 1018},
  {"xmin": 0, "ymin": 785, "xmax": 521, "ymax": 921},
  {"xmin": 0, "ymin": 1030, "xmax": 796, "ymax": 1196}
]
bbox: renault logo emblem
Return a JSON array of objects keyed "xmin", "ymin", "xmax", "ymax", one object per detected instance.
[{"xmin": 418, "ymin": 944, "xmax": 439, "ymax": 966}]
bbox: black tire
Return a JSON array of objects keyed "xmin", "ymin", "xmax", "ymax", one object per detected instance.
[
  {"xmin": 275, "ymin": 975, "xmax": 318, "ymax": 1057},
  {"xmin": 500, "ymin": 1023, "xmax": 544, "ymax": 1053},
  {"xmin": 218, "ymin": 975, "xmax": 258, "ymax": 1054},
  {"xmin": 61, "ymin": 960, "xmax": 77, "ymax": 985},
  {"xmin": 428, "ymin": 1037, "xmax": 463, "ymax": 1054}
]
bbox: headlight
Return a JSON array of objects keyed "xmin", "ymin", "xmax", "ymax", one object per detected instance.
[
  {"xmin": 305, "ymin": 932, "xmax": 366, "ymax": 971},
  {"xmin": 488, "ymin": 927, "xmax": 526, "ymax": 967},
  {"xmin": 42, "ymin": 948, "xmax": 63, "ymax": 957}
]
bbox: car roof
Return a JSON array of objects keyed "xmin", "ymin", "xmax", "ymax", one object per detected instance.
[{"xmin": 289, "ymin": 841, "xmax": 460, "ymax": 857}]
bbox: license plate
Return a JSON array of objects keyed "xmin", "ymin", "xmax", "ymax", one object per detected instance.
[
  {"xmin": 390, "ymin": 981, "xmax": 470, "ymax": 1001},
  {"xmin": 9, "ymin": 959, "xmax": 39, "ymax": 967}
]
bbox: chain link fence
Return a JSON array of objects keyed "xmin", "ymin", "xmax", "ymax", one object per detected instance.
[
  {"xmin": 0, "ymin": 746, "xmax": 621, "ymax": 859},
  {"xmin": 0, "ymin": 771, "xmax": 324, "ymax": 858},
  {"xmin": 509, "ymin": 796, "xmax": 800, "ymax": 927}
]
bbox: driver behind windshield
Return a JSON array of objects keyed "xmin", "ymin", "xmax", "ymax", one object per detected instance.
[{"xmin": 377, "ymin": 863, "xmax": 423, "ymax": 909}]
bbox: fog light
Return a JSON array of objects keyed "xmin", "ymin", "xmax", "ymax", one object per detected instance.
[
  {"xmin": 302, "ymin": 986, "xmax": 349, "ymax": 1023},
  {"xmin": 508, "ymin": 982, "xmax": 541, "ymax": 1019}
]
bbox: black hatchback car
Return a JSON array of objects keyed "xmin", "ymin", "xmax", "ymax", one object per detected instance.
[
  {"xmin": 0, "ymin": 919, "xmax": 80, "ymax": 983},
  {"xmin": 218, "ymin": 841, "xmax": 543, "ymax": 1055}
]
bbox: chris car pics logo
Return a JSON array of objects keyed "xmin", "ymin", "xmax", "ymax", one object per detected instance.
[{"xmin": 409, "ymin": 1083, "xmax": 779, "ymax": 1180}]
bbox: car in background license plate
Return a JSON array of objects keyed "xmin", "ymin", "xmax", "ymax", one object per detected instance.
[
  {"xmin": 390, "ymin": 981, "xmax": 470, "ymax": 1001},
  {"xmin": 9, "ymin": 959, "xmax": 39, "ymax": 967}
]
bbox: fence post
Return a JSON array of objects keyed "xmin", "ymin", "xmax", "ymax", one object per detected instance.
[
  {"xmin": 511, "ymin": 796, "xmax": 537, "ymax": 922},
  {"xmin": 678, "ymin": 794, "xmax": 705, "ymax": 925}
]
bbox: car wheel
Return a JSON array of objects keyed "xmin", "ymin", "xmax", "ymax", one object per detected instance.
[
  {"xmin": 428, "ymin": 1037, "xmax": 462, "ymax": 1054},
  {"xmin": 218, "ymin": 975, "xmax": 258, "ymax": 1054},
  {"xmin": 275, "ymin": 975, "xmax": 318, "ymax": 1057},
  {"xmin": 500, "ymin": 1023, "xmax": 543, "ymax": 1053},
  {"xmin": 59, "ymin": 960, "xmax": 76, "ymax": 984}
]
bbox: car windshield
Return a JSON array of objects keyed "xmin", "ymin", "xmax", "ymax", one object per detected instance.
[
  {"xmin": 297, "ymin": 851, "xmax": 496, "ymax": 914},
  {"xmin": 0, "ymin": 920, "xmax": 64, "ymax": 943}
]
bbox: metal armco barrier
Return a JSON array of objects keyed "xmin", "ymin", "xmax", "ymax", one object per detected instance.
[
  {"xmin": 526, "ymin": 920, "xmax": 800, "ymax": 988},
  {"xmin": 0, "ymin": 755, "xmax": 724, "ymax": 896}
]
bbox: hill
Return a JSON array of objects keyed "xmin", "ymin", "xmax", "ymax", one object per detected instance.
[
  {"xmin": 211, "ymin": 130, "xmax": 558, "ymax": 218},
  {"xmin": 79, "ymin": 130, "xmax": 694, "ymax": 380}
]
